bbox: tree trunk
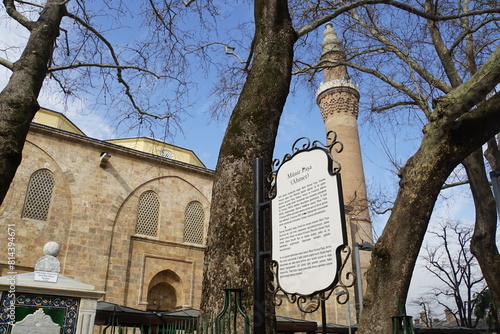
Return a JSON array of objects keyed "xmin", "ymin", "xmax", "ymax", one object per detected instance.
[
  {"xmin": 200, "ymin": 1, "xmax": 295, "ymax": 332},
  {"xmin": 358, "ymin": 47, "xmax": 500, "ymax": 333},
  {"xmin": 0, "ymin": 0, "xmax": 66, "ymax": 205},
  {"xmin": 359, "ymin": 132, "xmax": 458, "ymax": 333},
  {"xmin": 464, "ymin": 149, "xmax": 500, "ymax": 316}
]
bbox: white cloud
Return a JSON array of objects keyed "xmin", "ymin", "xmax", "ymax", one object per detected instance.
[{"xmin": 39, "ymin": 90, "xmax": 117, "ymax": 140}]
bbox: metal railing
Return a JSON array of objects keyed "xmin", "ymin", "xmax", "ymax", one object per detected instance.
[{"xmin": 101, "ymin": 289, "xmax": 249, "ymax": 334}]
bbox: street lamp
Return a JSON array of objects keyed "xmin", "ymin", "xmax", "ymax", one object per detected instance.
[
  {"xmin": 354, "ymin": 242, "xmax": 374, "ymax": 319},
  {"xmin": 490, "ymin": 171, "xmax": 500, "ymax": 218}
]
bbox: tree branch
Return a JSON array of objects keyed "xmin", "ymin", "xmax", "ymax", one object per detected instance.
[
  {"xmin": 14, "ymin": 0, "xmax": 44, "ymax": 8},
  {"xmin": 349, "ymin": 7, "xmax": 453, "ymax": 96},
  {"xmin": 442, "ymin": 180, "xmax": 469, "ymax": 189},
  {"xmin": 460, "ymin": 0, "xmax": 478, "ymax": 76},
  {"xmin": 48, "ymin": 62, "xmax": 164, "ymax": 78},
  {"xmin": 296, "ymin": 0, "xmax": 500, "ymax": 38},
  {"xmin": 317, "ymin": 58, "xmax": 431, "ymax": 115},
  {"xmin": 3, "ymin": 0, "xmax": 34, "ymax": 30},
  {"xmin": 147, "ymin": 0, "xmax": 180, "ymax": 44},
  {"xmin": 449, "ymin": 17, "xmax": 500, "ymax": 60},
  {"xmin": 484, "ymin": 136, "xmax": 500, "ymax": 171},
  {"xmin": 187, "ymin": 42, "xmax": 248, "ymax": 65},
  {"xmin": 371, "ymin": 101, "xmax": 419, "ymax": 113},
  {"xmin": 0, "ymin": 57, "xmax": 14, "ymax": 70},
  {"xmin": 432, "ymin": 45, "xmax": 500, "ymax": 125},
  {"xmin": 64, "ymin": 11, "xmax": 171, "ymax": 119},
  {"xmin": 425, "ymin": 0, "xmax": 462, "ymax": 88}
]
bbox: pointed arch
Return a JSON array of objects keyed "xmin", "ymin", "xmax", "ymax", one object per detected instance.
[{"xmin": 146, "ymin": 270, "xmax": 181, "ymax": 311}]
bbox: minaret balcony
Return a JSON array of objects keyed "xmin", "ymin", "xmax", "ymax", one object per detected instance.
[{"xmin": 316, "ymin": 79, "xmax": 360, "ymax": 103}]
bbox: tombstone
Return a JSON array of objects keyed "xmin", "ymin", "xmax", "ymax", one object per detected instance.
[
  {"xmin": 11, "ymin": 308, "xmax": 60, "ymax": 334},
  {"xmin": 0, "ymin": 241, "xmax": 105, "ymax": 334}
]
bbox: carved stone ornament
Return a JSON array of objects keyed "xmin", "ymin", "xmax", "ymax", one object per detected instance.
[
  {"xmin": 11, "ymin": 308, "xmax": 60, "ymax": 334},
  {"xmin": 34, "ymin": 241, "xmax": 61, "ymax": 273}
]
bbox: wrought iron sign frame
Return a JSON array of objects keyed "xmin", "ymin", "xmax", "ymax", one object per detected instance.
[
  {"xmin": 269, "ymin": 131, "xmax": 353, "ymax": 311},
  {"xmin": 268, "ymin": 131, "xmax": 344, "ymax": 196},
  {"xmin": 269, "ymin": 247, "xmax": 354, "ymax": 314},
  {"xmin": 252, "ymin": 131, "xmax": 355, "ymax": 334}
]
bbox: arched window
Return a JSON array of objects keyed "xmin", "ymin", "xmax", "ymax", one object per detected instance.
[
  {"xmin": 22, "ymin": 169, "xmax": 54, "ymax": 221},
  {"xmin": 183, "ymin": 201, "xmax": 204, "ymax": 244},
  {"xmin": 136, "ymin": 191, "xmax": 160, "ymax": 237}
]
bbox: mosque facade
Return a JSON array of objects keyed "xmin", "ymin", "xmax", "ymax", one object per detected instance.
[{"xmin": 0, "ymin": 108, "xmax": 214, "ymax": 312}]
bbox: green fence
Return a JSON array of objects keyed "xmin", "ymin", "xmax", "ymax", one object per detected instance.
[{"xmin": 102, "ymin": 289, "xmax": 249, "ymax": 334}]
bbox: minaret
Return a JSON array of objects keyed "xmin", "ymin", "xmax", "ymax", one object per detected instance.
[{"xmin": 316, "ymin": 23, "xmax": 373, "ymax": 319}]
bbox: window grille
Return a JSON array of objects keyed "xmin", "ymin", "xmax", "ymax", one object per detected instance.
[
  {"xmin": 22, "ymin": 169, "xmax": 54, "ymax": 221},
  {"xmin": 160, "ymin": 149, "xmax": 173, "ymax": 159},
  {"xmin": 136, "ymin": 191, "xmax": 160, "ymax": 237},
  {"xmin": 183, "ymin": 201, "xmax": 204, "ymax": 244}
]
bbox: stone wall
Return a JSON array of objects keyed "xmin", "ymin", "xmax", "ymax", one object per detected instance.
[{"xmin": 0, "ymin": 124, "xmax": 213, "ymax": 311}]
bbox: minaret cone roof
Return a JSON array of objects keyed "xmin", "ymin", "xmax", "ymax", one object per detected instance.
[
  {"xmin": 316, "ymin": 23, "xmax": 359, "ymax": 102},
  {"xmin": 322, "ymin": 23, "xmax": 342, "ymax": 54}
]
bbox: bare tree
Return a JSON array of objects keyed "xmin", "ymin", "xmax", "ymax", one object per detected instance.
[
  {"xmin": 296, "ymin": 3, "xmax": 500, "ymax": 332},
  {"xmin": 418, "ymin": 221, "xmax": 485, "ymax": 328},
  {"xmin": 200, "ymin": 1, "xmax": 500, "ymax": 333},
  {"xmin": 411, "ymin": 297, "xmax": 435, "ymax": 327}
]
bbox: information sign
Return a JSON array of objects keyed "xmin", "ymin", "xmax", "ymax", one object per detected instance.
[
  {"xmin": 34, "ymin": 271, "xmax": 59, "ymax": 283},
  {"xmin": 271, "ymin": 148, "xmax": 347, "ymax": 296}
]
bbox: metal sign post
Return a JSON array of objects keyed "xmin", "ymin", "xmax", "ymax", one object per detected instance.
[{"xmin": 253, "ymin": 158, "xmax": 270, "ymax": 334}]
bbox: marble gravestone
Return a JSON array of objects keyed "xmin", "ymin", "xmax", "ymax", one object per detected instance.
[{"xmin": 11, "ymin": 308, "xmax": 60, "ymax": 334}]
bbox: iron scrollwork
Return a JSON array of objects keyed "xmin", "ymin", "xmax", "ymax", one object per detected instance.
[
  {"xmin": 267, "ymin": 132, "xmax": 350, "ymax": 313},
  {"xmin": 269, "ymin": 245, "xmax": 355, "ymax": 313},
  {"xmin": 268, "ymin": 132, "xmax": 343, "ymax": 199}
]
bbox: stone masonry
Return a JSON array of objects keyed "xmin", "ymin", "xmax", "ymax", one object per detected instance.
[{"xmin": 0, "ymin": 122, "xmax": 213, "ymax": 312}]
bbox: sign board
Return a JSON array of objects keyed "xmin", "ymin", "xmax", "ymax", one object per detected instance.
[
  {"xmin": 34, "ymin": 271, "xmax": 59, "ymax": 283},
  {"xmin": 271, "ymin": 148, "xmax": 347, "ymax": 296}
]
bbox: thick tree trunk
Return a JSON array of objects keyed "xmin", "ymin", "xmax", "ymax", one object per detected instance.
[
  {"xmin": 359, "ymin": 132, "xmax": 459, "ymax": 333},
  {"xmin": 357, "ymin": 51, "xmax": 500, "ymax": 333},
  {"xmin": 0, "ymin": 0, "xmax": 66, "ymax": 205},
  {"xmin": 464, "ymin": 150, "xmax": 500, "ymax": 316},
  {"xmin": 200, "ymin": 1, "xmax": 295, "ymax": 332},
  {"xmin": 425, "ymin": 3, "xmax": 500, "ymax": 318}
]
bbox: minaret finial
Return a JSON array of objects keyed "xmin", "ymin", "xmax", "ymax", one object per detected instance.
[{"xmin": 322, "ymin": 23, "xmax": 341, "ymax": 54}]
